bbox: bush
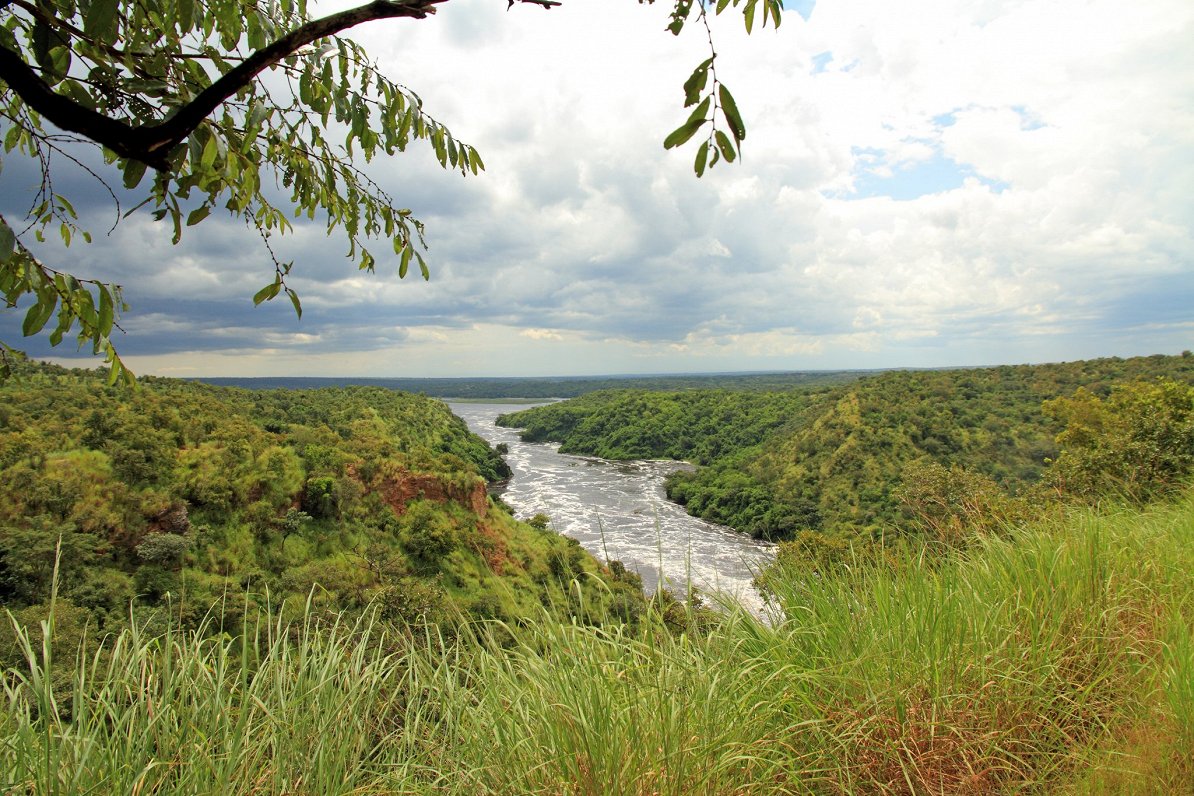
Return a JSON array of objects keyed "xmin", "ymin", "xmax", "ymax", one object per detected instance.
[
  {"xmin": 135, "ymin": 533, "xmax": 192, "ymax": 567},
  {"xmin": 399, "ymin": 502, "xmax": 458, "ymax": 569},
  {"xmin": 1045, "ymin": 379, "xmax": 1194, "ymax": 503}
]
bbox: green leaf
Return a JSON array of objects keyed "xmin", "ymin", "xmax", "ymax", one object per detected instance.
[
  {"xmin": 0, "ymin": 220, "xmax": 15, "ymax": 264},
  {"xmin": 22, "ymin": 295, "xmax": 56, "ymax": 338},
  {"xmin": 719, "ymin": 85, "xmax": 746, "ymax": 142},
  {"xmin": 686, "ymin": 96, "xmax": 711, "ymax": 126},
  {"xmin": 694, "ymin": 140, "xmax": 710, "ymax": 177},
  {"xmin": 55, "ymin": 194, "xmax": 77, "ymax": 219},
  {"xmin": 399, "ymin": 245, "xmax": 412, "ymax": 278},
  {"xmin": 98, "ymin": 288, "xmax": 114, "ymax": 334},
  {"xmin": 122, "ymin": 160, "xmax": 148, "ymax": 190},
  {"xmin": 287, "ymin": 288, "xmax": 302, "ymax": 319},
  {"xmin": 4, "ymin": 125, "xmax": 22, "ymax": 152},
  {"xmin": 32, "ymin": 22, "xmax": 57, "ymax": 73},
  {"xmin": 83, "ymin": 0, "xmax": 119, "ymax": 39},
  {"xmin": 663, "ymin": 118, "xmax": 706, "ymax": 150},
  {"xmin": 253, "ymin": 281, "xmax": 281, "ymax": 305},
  {"xmin": 247, "ymin": 101, "xmax": 270, "ymax": 131},
  {"xmin": 187, "ymin": 205, "xmax": 211, "ymax": 226},
  {"xmin": 765, "ymin": 0, "xmax": 783, "ymax": 28},
  {"xmin": 667, "ymin": 0, "xmax": 694, "ymax": 35},
  {"xmin": 683, "ymin": 58, "xmax": 714, "ymax": 107},
  {"xmin": 715, "ymin": 130, "xmax": 737, "ymax": 162},
  {"xmin": 77, "ymin": 290, "xmax": 99, "ymax": 328},
  {"xmin": 200, "ymin": 133, "xmax": 220, "ymax": 170},
  {"xmin": 178, "ymin": 0, "xmax": 195, "ymax": 30}
]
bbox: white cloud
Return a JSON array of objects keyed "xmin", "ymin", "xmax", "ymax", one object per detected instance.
[{"xmin": 6, "ymin": 0, "xmax": 1192, "ymax": 374}]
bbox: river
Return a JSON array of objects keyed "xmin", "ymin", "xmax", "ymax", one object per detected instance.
[{"xmin": 449, "ymin": 402, "xmax": 775, "ymax": 611}]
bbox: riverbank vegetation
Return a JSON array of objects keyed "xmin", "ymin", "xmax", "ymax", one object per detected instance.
[
  {"xmin": 0, "ymin": 357, "xmax": 644, "ymax": 657},
  {"xmin": 4, "ymin": 351, "xmax": 1194, "ymax": 792},
  {"xmin": 195, "ymin": 369, "xmax": 865, "ymax": 399},
  {"xmin": 5, "ymin": 491, "xmax": 1193, "ymax": 793},
  {"xmin": 500, "ymin": 354, "xmax": 1194, "ymax": 541}
]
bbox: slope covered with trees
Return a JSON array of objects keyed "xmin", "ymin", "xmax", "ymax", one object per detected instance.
[
  {"xmin": 7, "ymin": 471, "xmax": 1194, "ymax": 793},
  {"xmin": 0, "ymin": 357, "xmax": 643, "ymax": 651},
  {"xmin": 498, "ymin": 387, "xmax": 838, "ymax": 464},
  {"xmin": 196, "ymin": 369, "xmax": 865, "ymax": 399},
  {"xmin": 500, "ymin": 354, "xmax": 1194, "ymax": 540},
  {"xmin": 5, "ymin": 354, "xmax": 1194, "ymax": 792}
]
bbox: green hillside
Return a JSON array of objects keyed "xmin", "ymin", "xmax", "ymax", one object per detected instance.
[
  {"xmin": 498, "ymin": 387, "xmax": 836, "ymax": 464},
  {"xmin": 0, "ymin": 358, "xmax": 642, "ymax": 644},
  {"xmin": 4, "ymin": 353, "xmax": 1194, "ymax": 792},
  {"xmin": 5, "ymin": 490, "xmax": 1192, "ymax": 793},
  {"xmin": 194, "ymin": 369, "xmax": 865, "ymax": 398},
  {"xmin": 500, "ymin": 354, "xmax": 1194, "ymax": 539}
]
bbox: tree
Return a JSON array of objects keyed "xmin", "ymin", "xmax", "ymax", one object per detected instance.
[
  {"xmin": 894, "ymin": 458, "xmax": 1029, "ymax": 547},
  {"xmin": 1044, "ymin": 379, "xmax": 1194, "ymax": 503},
  {"xmin": 0, "ymin": 0, "xmax": 781, "ymax": 381}
]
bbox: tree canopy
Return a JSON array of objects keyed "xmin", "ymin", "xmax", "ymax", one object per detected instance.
[
  {"xmin": 500, "ymin": 355, "xmax": 1194, "ymax": 540},
  {"xmin": 0, "ymin": 0, "xmax": 781, "ymax": 381}
]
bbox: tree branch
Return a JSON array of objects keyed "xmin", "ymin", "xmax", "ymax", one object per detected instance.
[
  {"xmin": 0, "ymin": 0, "xmax": 472, "ymax": 170},
  {"xmin": 146, "ymin": 0, "xmax": 449, "ymax": 159}
]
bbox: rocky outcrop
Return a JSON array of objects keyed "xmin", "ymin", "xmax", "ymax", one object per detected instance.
[
  {"xmin": 147, "ymin": 501, "xmax": 191, "ymax": 535},
  {"xmin": 367, "ymin": 468, "xmax": 489, "ymax": 518}
]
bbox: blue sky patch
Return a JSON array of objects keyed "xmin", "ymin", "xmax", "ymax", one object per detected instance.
[
  {"xmin": 850, "ymin": 149, "xmax": 1008, "ymax": 200},
  {"xmin": 786, "ymin": 0, "xmax": 816, "ymax": 22}
]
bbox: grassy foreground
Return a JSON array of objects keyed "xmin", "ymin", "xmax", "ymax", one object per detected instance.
[{"xmin": 4, "ymin": 495, "xmax": 1194, "ymax": 794}]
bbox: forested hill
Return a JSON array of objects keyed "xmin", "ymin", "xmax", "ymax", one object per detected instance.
[
  {"xmin": 499, "ymin": 354, "xmax": 1194, "ymax": 540},
  {"xmin": 499, "ymin": 387, "xmax": 839, "ymax": 465},
  {"xmin": 193, "ymin": 369, "xmax": 865, "ymax": 399},
  {"xmin": 0, "ymin": 359, "xmax": 643, "ymax": 646}
]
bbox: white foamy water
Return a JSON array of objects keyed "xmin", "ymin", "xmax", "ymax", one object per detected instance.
[{"xmin": 449, "ymin": 402, "xmax": 775, "ymax": 611}]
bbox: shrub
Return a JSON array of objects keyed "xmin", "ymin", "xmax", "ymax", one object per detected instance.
[
  {"xmin": 135, "ymin": 533, "xmax": 192, "ymax": 567},
  {"xmin": 1045, "ymin": 379, "xmax": 1194, "ymax": 503}
]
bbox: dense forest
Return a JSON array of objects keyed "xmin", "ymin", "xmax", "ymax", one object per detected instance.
[
  {"xmin": 4, "ymin": 351, "xmax": 1194, "ymax": 792},
  {"xmin": 500, "ymin": 354, "xmax": 1194, "ymax": 540},
  {"xmin": 0, "ymin": 357, "xmax": 646, "ymax": 661},
  {"xmin": 195, "ymin": 369, "xmax": 865, "ymax": 398}
]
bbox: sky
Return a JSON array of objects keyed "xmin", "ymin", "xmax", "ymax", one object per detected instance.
[{"xmin": 2, "ymin": 0, "xmax": 1192, "ymax": 377}]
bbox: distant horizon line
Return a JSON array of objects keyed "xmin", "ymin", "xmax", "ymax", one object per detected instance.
[{"xmin": 184, "ymin": 358, "xmax": 1116, "ymax": 381}]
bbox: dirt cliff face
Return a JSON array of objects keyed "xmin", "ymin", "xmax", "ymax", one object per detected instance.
[{"xmin": 369, "ymin": 469, "xmax": 489, "ymax": 518}]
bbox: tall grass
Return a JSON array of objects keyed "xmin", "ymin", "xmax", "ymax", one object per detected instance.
[{"xmin": 4, "ymin": 495, "xmax": 1193, "ymax": 794}]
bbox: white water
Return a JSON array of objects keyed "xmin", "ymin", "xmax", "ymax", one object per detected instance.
[{"xmin": 450, "ymin": 402, "xmax": 775, "ymax": 611}]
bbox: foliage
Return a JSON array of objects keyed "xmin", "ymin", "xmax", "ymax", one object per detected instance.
[
  {"xmin": 895, "ymin": 458, "xmax": 1032, "ymax": 547},
  {"xmin": 4, "ymin": 492, "xmax": 1194, "ymax": 792},
  {"xmin": 0, "ymin": 358, "xmax": 638, "ymax": 633},
  {"xmin": 133, "ymin": 531, "xmax": 191, "ymax": 566},
  {"xmin": 1044, "ymin": 379, "xmax": 1194, "ymax": 503},
  {"xmin": 498, "ymin": 387, "xmax": 831, "ymax": 465},
  {"xmin": 0, "ymin": 0, "xmax": 779, "ymax": 379},
  {"xmin": 0, "ymin": 518, "xmax": 102, "ymax": 604},
  {"xmin": 201, "ymin": 369, "xmax": 865, "ymax": 399},
  {"xmin": 502, "ymin": 354, "xmax": 1194, "ymax": 541}
]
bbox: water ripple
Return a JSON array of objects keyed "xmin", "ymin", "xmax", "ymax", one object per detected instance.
[{"xmin": 449, "ymin": 402, "xmax": 774, "ymax": 611}]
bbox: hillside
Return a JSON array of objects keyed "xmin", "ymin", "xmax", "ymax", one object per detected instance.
[
  {"xmin": 193, "ymin": 369, "xmax": 865, "ymax": 398},
  {"xmin": 0, "ymin": 359, "xmax": 642, "ymax": 643},
  {"xmin": 6, "ymin": 490, "xmax": 1192, "ymax": 792},
  {"xmin": 500, "ymin": 354, "xmax": 1194, "ymax": 539},
  {"xmin": 4, "ymin": 354, "xmax": 1194, "ymax": 792},
  {"xmin": 498, "ymin": 387, "xmax": 837, "ymax": 464}
]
